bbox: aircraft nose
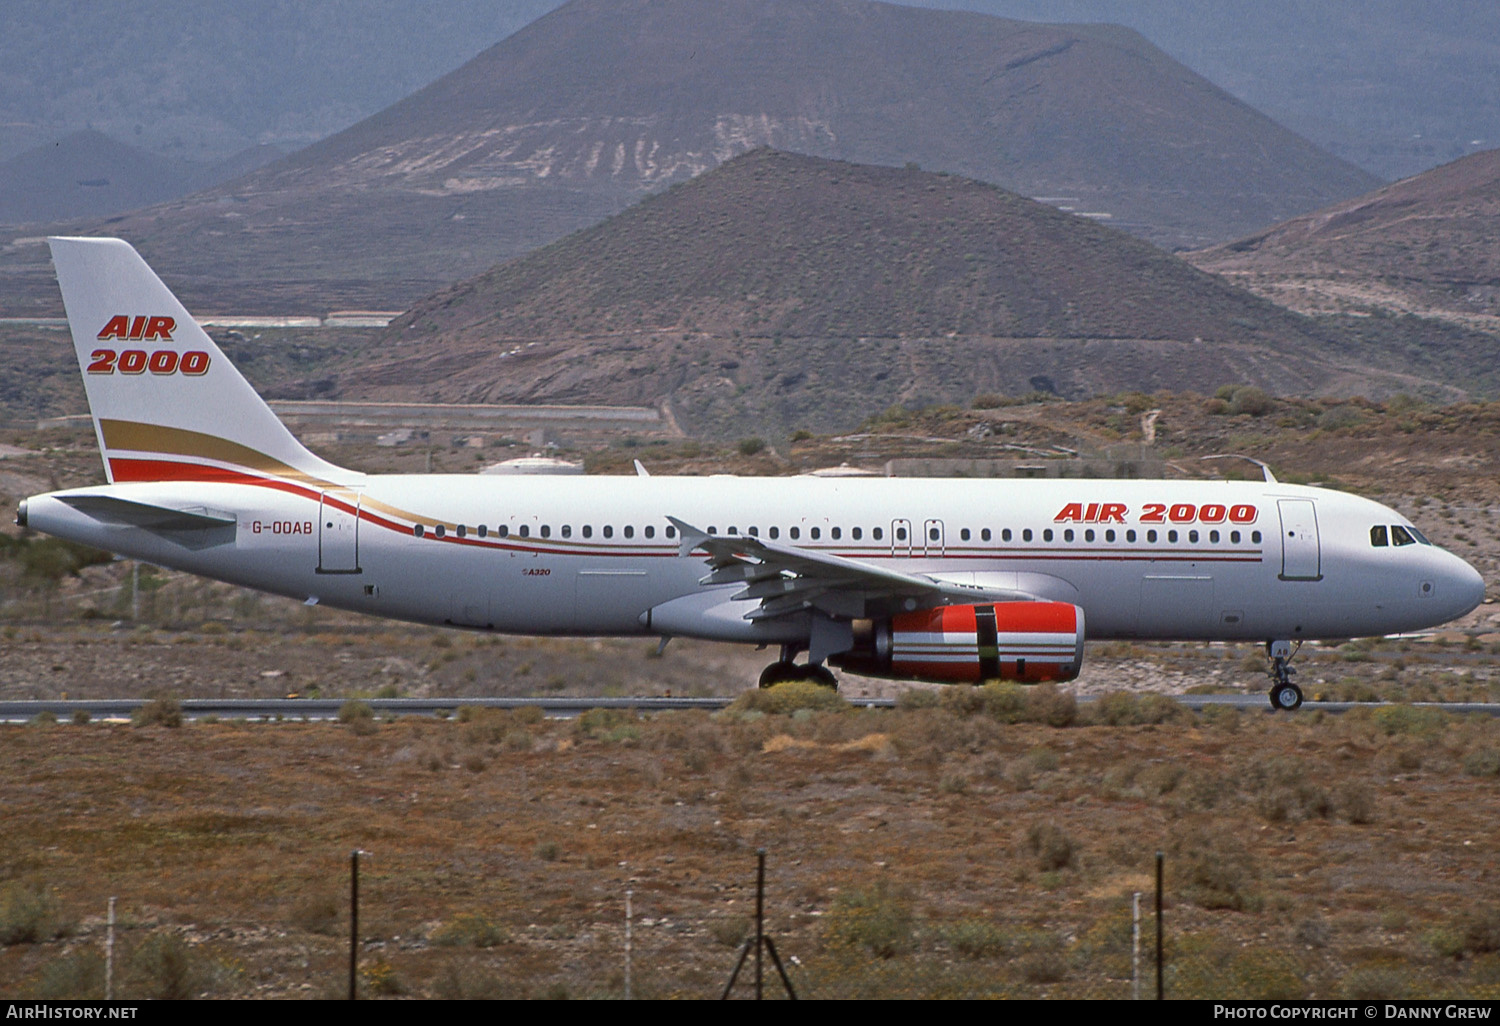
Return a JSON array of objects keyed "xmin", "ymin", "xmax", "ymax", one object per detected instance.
[{"xmin": 1441, "ymin": 552, "xmax": 1486, "ymax": 620}]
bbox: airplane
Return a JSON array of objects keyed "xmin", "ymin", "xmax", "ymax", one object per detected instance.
[{"xmin": 14, "ymin": 237, "xmax": 1487, "ymax": 711}]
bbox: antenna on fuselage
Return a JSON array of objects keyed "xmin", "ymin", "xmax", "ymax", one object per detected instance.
[{"xmin": 1200, "ymin": 454, "xmax": 1278, "ymax": 484}]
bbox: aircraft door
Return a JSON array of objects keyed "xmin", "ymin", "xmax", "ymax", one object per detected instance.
[
  {"xmin": 1277, "ymin": 499, "xmax": 1321, "ymax": 581},
  {"xmin": 318, "ymin": 491, "xmax": 361, "ymax": 574},
  {"xmin": 923, "ymin": 519, "xmax": 945, "ymax": 557},
  {"xmin": 891, "ymin": 519, "xmax": 913, "ymax": 558}
]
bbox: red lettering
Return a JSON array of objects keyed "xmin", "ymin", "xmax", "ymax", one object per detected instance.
[
  {"xmin": 1054, "ymin": 502, "xmax": 1085, "ymax": 523},
  {"xmin": 1229, "ymin": 504, "xmax": 1258, "ymax": 524},
  {"xmin": 128, "ymin": 316, "xmax": 147, "ymax": 340},
  {"xmin": 1083, "ymin": 502, "xmax": 1099, "ymax": 523},
  {"xmin": 1169, "ymin": 503, "xmax": 1196, "ymax": 523},
  {"xmin": 179, "ymin": 350, "xmax": 210, "ymax": 375},
  {"xmin": 1098, "ymin": 503, "xmax": 1127, "ymax": 524},
  {"xmin": 143, "ymin": 316, "xmax": 175, "ymax": 341},
  {"xmin": 148, "ymin": 350, "xmax": 178, "ymax": 374},
  {"xmin": 117, "ymin": 349, "xmax": 147, "ymax": 374},
  {"xmin": 1140, "ymin": 503, "xmax": 1166, "ymax": 524},
  {"xmin": 86, "ymin": 349, "xmax": 116, "ymax": 374},
  {"xmin": 97, "ymin": 315, "xmax": 130, "ymax": 340},
  {"xmin": 1199, "ymin": 503, "xmax": 1226, "ymax": 524}
]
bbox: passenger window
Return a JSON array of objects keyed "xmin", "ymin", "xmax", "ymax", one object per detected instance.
[
  {"xmin": 1126, "ymin": 529, "xmax": 1136, "ymax": 542},
  {"xmin": 770, "ymin": 527, "xmax": 779, "ymax": 539},
  {"xmin": 603, "ymin": 526, "xmax": 613, "ymax": 538},
  {"xmin": 517, "ymin": 525, "xmax": 528, "ymax": 538},
  {"xmin": 1085, "ymin": 529, "xmax": 1095, "ymax": 542},
  {"xmin": 1188, "ymin": 530, "xmax": 1198, "ymax": 543},
  {"xmin": 582, "ymin": 525, "xmax": 592, "ymax": 538},
  {"xmin": 1391, "ymin": 525, "xmax": 1416, "ymax": 546},
  {"xmin": 1168, "ymin": 530, "xmax": 1178, "ymax": 543},
  {"xmin": 1209, "ymin": 530, "xmax": 1219, "ymax": 543},
  {"xmin": 1001, "ymin": 529, "xmax": 1010, "ymax": 542},
  {"xmin": 457, "ymin": 525, "xmax": 467, "ymax": 538},
  {"xmin": 1147, "ymin": 530, "xmax": 1157, "ymax": 543},
  {"xmin": 498, "ymin": 525, "xmax": 509, "ymax": 538},
  {"xmin": 985, "ymin": 528, "xmax": 995, "ymax": 542},
  {"xmin": 708, "ymin": 526, "xmax": 717, "ymax": 535},
  {"xmin": 1104, "ymin": 529, "xmax": 1114, "ymax": 542},
  {"xmin": 541, "ymin": 525, "xmax": 551, "ymax": 538},
  {"xmin": 727, "ymin": 526, "xmax": 738, "ymax": 535},
  {"xmin": 1043, "ymin": 529, "xmax": 1054, "ymax": 542},
  {"xmin": 562, "ymin": 525, "xmax": 572, "ymax": 538},
  {"xmin": 1022, "ymin": 529, "xmax": 1032, "ymax": 542},
  {"xmin": 873, "ymin": 527, "xmax": 884, "ymax": 540},
  {"xmin": 811, "ymin": 527, "xmax": 821, "ymax": 540},
  {"xmin": 645, "ymin": 526, "xmax": 655, "ymax": 539},
  {"xmin": 666, "ymin": 526, "xmax": 676, "ymax": 538},
  {"xmin": 413, "ymin": 524, "xmax": 424, "ymax": 538},
  {"xmin": 624, "ymin": 526, "xmax": 634, "ymax": 539},
  {"xmin": 478, "ymin": 525, "xmax": 487, "ymax": 538},
  {"xmin": 435, "ymin": 525, "xmax": 446, "ymax": 538},
  {"xmin": 852, "ymin": 527, "xmax": 862, "ymax": 540},
  {"xmin": 790, "ymin": 527, "xmax": 801, "ymax": 540},
  {"xmin": 1251, "ymin": 531, "xmax": 1262, "ymax": 543},
  {"xmin": 831, "ymin": 527, "xmax": 841, "ymax": 540},
  {"xmin": 895, "ymin": 527, "xmax": 906, "ymax": 541},
  {"xmin": 961, "ymin": 528, "xmax": 971, "ymax": 541},
  {"xmin": 1063, "ymin": 529, "xmax": 1074, "ymax": 542}
]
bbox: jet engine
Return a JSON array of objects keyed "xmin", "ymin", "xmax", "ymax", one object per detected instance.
[{"xmin": 830, "ymin": 601, "xmax": 1084, "ymax": 684}]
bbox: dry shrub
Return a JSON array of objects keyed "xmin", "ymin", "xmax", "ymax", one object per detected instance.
[
  {"xmin": 126, "ymin": 932, "xmax": 203, "ymax": 999},
  {"xmin": 1026, "ymin": 821, "xmax": 1077, "ymax": 871},
  {"xmin": 432, "ymin": 912, "xmax": 507, "ymax": 948},
  {"xmin": 289, "ymin": 891, "xmax": 341, "ymax": 936},
  {"xmin": 338, "ymin": 699, "xmax": 376, "ymax": 735},
  {"xmin": 729, "ymin": 681, "xmax": 849, "ymax": 716},
  {"xmin": 36, "ymin": 951, "xmax": 104, "ymax": 998},
  {"xmin": 1373, "ymin": 704, "xmax": 1448, "ymax": 738},
  {"xmin": 1336, "ymin": 782, "xmax": 1377, "ymax": 824},
  {"xmin": 1172, "ymin": 829, "xmax": 1264, "ymax": 912},
  {"xmin": 822, "ymin": 881, "xmax": 914, "ymax": 959},
  {"xmin": 1247, "ymin": 758, "xmax": 1331, "ymax": 823},
  {"xmin": 977, "ymin": 682, "xmax": 1027, "ymax": 722},
  {"xmin": 132, "ymin": 695, "xmax": 182, "ymax": 729},
  {"xmin": 0, "ymin": 881, "xmax": 62, "ymax": 944},
  {"xmin": 1463, "ymin": 748, "xmax": 1500, "ymax": 777},
  {"xmin": 1025, "ymin": 685, "xmax": 1076, "ymax": 727}
]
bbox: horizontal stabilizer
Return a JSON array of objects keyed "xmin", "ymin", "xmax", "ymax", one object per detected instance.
[{"xmin": 60, "ymin": 494, "xmax": 236, "ymax": 532}]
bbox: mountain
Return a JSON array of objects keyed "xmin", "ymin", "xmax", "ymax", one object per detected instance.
[
  {"xmin": 0, "ymin": 0, "xmax": 1377, "ymax": 315},
  {"xmin": 0, "ymin": 131, "xmax": 206, "ymax": 225},
  {"xmin": 1189, "ymin": 148, "xmax": 1500, "ymax": 329},
  {"xmin": 0, "ymin": 132, "xmax": 289, "ymax": 227},
  {"xmin": 352, "ymin": 150, "xmax": 1423, "ymax": 438}
]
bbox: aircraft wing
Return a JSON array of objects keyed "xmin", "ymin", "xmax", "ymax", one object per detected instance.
[{"xmin": 667, "ymin": 516, "xmax": 1035, "ymax": 621}]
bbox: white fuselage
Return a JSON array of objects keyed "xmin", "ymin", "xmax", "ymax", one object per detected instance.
[{"xmin": 23, "ymin": 473, "xmax": 1486, "ymax": 645}]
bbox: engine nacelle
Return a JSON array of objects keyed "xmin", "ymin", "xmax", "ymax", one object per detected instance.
[{"xmin": 830, "ymin": 601, "xmax": 1085, "ymax": 684}]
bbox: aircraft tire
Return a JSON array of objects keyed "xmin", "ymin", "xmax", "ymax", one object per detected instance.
[
  {"xmin": 758, "ymin": 661, "xmax": 801, "ymax": 688},
  {"xmin": 1269, "ymin": 682, "xmax": 1304, "ymax": 711}
]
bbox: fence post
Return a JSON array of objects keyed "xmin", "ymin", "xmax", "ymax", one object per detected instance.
[
  {"xmin": 755, "ymin": 848, "xmax": 765, "ymax": 1001},
  {"xmin": 625, "ymin": 888, "xmax": 633, "ymax": 1001},
  {"xmin": 1155, "ymin": 851, "xmax": 1164, "ymax": 1000},
  {"xmin": 105, "ymin": 896, "xmax": 116, "ymax": 1001},
  {"xmin": 1132, "ymin": 891, "xmax": 1140, "ymax": 1000},
  {"xmin": 349, "ymin": 850, "xmax": 361, "ymax": 1000}
]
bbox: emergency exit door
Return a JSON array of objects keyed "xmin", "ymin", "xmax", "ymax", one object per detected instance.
[{"xmin": 1277, "ymin": 499, "xmax": 1320, "ymax": 581}]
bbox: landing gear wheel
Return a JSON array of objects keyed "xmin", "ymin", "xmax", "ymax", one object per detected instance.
[
  {"xmin": 758, "ymin": 661, "xmax": 801, "ymax": 688},
  {"xmin": 1269, "ymin": 682, "xmax": 1304, "ymax": 711},
  {"xmin": 808, "ymin": 664, "xmax": 839, "ymax": 689}
]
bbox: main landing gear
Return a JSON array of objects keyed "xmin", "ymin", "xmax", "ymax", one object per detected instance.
[
  {"xmin": 758, "ymin": 644, "xmax": 838, "ymax": 689},
  {"xmin": 1266, "ymin": 639, "xmax": 1304, "ymax": 711}
]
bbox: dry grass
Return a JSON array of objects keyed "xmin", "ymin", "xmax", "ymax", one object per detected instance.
[{"xmin": 2, "ymin": 702, "xmax": 1500, "ymax": 998}]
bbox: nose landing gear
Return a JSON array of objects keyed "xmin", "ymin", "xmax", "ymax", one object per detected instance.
[{"xmin": 1266, "ymin": 639, "xmax": 1304, "ymax": 711}]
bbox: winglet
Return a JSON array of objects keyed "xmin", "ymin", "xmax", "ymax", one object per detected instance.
[
  {"xmin": 667, "ymin": 516, "xmax": 709, "ymax": 557},
  {"xmin": 633, "ymin": 459, "xmax": 650, "ymax": 478}
]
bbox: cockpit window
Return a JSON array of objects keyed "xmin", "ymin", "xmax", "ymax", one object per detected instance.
[
  {"xmin": 1407, "ymin": 526, "xmax": 1431, "ymax": 545},
  {"xmin": 1370, "ymin": 525, "xmax": 1388, "ymax": 547},
  {"xmin": 1391, "ymin": 525, "xmax": 1416, "ymax": 547}
]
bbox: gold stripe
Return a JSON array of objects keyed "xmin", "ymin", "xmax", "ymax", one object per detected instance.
[{"xmin": 99, "ymin": 419, "xmax": 331, "ymax": 486}]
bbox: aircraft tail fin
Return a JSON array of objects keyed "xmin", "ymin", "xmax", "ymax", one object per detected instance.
[{"xmin": 48, "ymin": 237, "xmax": 353, "ymax": 487}]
